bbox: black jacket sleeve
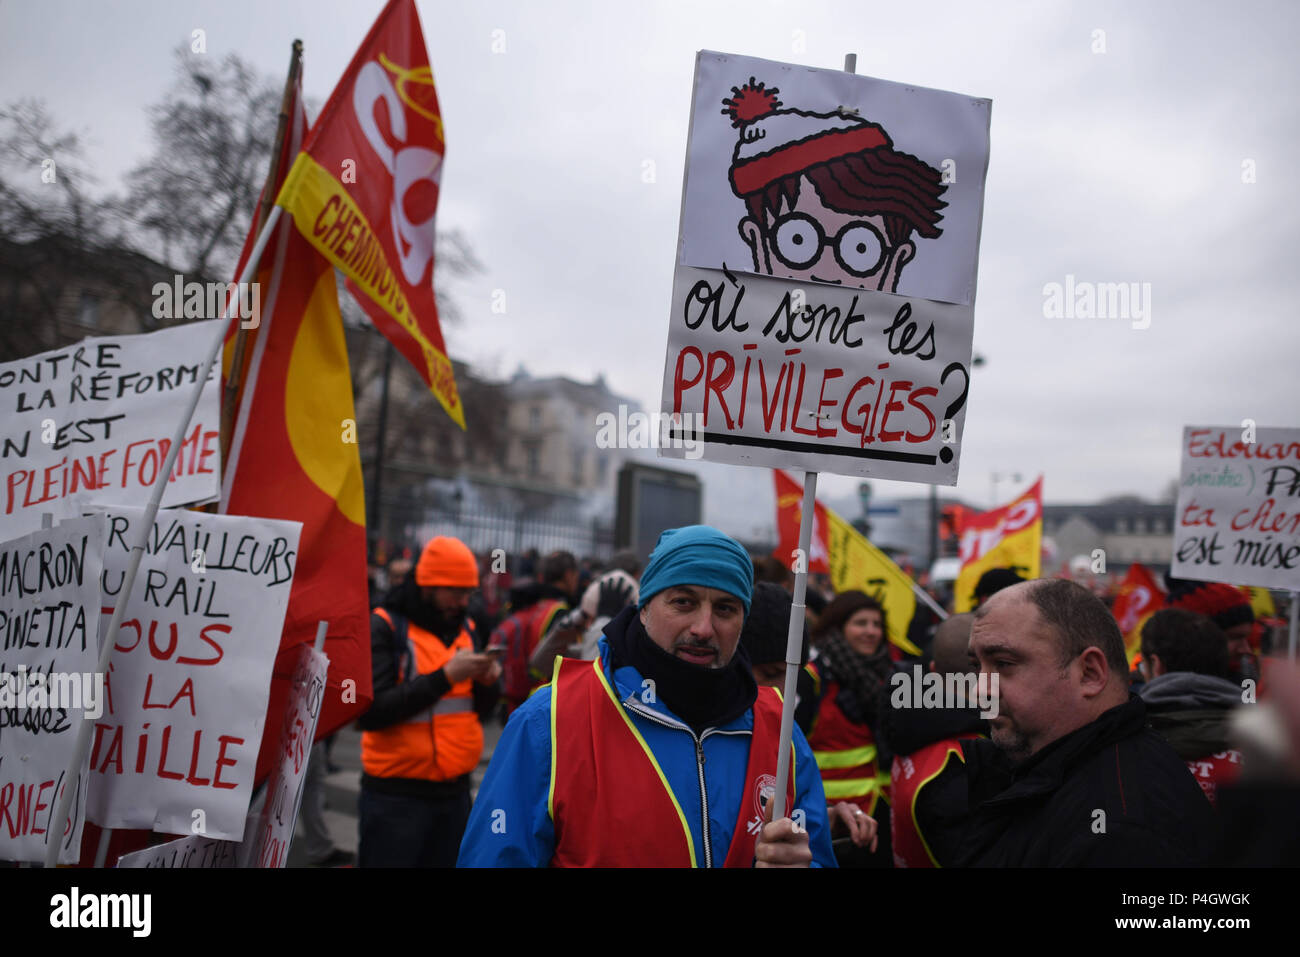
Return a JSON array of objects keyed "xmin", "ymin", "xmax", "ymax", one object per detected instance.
[{"xmin": 357, "ymin": 612, "xmax": 453, "ymax": 731}]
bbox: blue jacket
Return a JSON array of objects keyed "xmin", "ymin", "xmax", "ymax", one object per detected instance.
[{"xmin": 458, "ymin": 633, "xmax": 836, "ymax": 867}]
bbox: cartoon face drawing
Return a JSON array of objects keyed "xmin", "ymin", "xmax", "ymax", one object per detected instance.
[{"xmin": 722, "ymin": 78, "xmax": 949, "ymax": 292}]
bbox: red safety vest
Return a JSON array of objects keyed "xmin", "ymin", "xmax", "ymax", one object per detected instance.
[
  {"xmin": 1185, "ymin": 749, "xmax": 1244, "ymax": 810},
  {"xmin": 807, "ymin": 673, "xmax": 891, "ymax": 815},
  {"xmin": 890, "ymin": 733, "xmax": 980, "ymax": 868},
  {"xmin": 361, "ymin": 608, "xmax": 483, "ymax": 781},
  {"xmin": 548, "ymin": 657, "xmax": 795, "ymax": 867}
]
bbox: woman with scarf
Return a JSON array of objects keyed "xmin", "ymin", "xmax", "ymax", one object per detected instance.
[{"xmin": 809, "ymin": 590, "xmax": 897, "ymax": 867}]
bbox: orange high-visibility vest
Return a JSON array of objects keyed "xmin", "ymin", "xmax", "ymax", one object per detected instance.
[
  {"xmin": 807, "ymin": 672, "xmax": 892, "ymax": 816},
  {"xmin": 361, "ymin": 607, "xmax": 483, "ymax": 781}
]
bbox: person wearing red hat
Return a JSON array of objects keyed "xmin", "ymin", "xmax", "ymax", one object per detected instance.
[
  {"xmin": 358, "ymin": 535, "xmax": 501, "ymax": 867},
  {"xmin": 1166, "ymin": 578, "xmax": 1258, "ymax": 683}
]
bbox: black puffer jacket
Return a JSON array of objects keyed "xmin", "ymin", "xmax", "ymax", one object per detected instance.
[{"xmin": 957, "ymin": 694, "xmax": 1219, "ymax": 867}]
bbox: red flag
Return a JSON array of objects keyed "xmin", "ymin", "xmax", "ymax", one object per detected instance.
[
  {"xmin": 773, "ymin": 469, "xmax": 830, "ymax": 573},
  {"xmin": 273, "ymin": 0, "xmax": 463, "ymax": 426},
  {"xmin": 222, "ymin": 68, "xmax": 372, "ymax": 782},
  {"xmin": 953, "ymin": 478, "xmax": 1043, "ymax": 612},
  {"xmin": 1112, "ymin": 563, "xmax": 1166, "ymax": 664}
]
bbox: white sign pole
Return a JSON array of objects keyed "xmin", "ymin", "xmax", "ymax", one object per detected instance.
[
  {"xmin": 773, "ymin": 470, "xmax": 816, "ymax": 821},
  {"xmin": 44, "ymin": 205, "xmax": 285, "ymax": 868}
]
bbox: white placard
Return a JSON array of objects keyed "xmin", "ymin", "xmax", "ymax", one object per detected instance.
[
  {"xmin": 251, "ymin": 642, "xmax": 328, "ymax": 868},
  {"xmin": 0, "ymin": 321, "xmax": 223, "ymax": 542},
  {"xmin": 660, "ymin": 266, "xmax": 973, "ymax": 483},
  {"xmin": 115, "ymin": 831, "xmax": 238, "ymax": 868},
  {"xmin": 1172, "ymin": 425, "xmax": 1300, "ymax": 591},
  {"xmin": 0, "ymin": 515, "xmax": 106, "ymax": 863},
  {"xmin": 662, "ymin": 52, "xmax": 989, "ymax": 483},
  {"xmin": 84, "ymin": 505, "xmax": 300, "ymax": 840}
]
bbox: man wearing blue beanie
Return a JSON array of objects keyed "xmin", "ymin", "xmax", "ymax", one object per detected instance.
[{"xmin": 459, "ymin": 525, "xmax": 835, "ymax": 867}]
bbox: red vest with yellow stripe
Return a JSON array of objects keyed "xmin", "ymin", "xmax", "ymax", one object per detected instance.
[
  {"xmin": 889, "ymin": 733, "xmax": 980, "ymax": 868},
  {"xmin": 547, "ymin": 657, "xmax": 794, "ymax": 867},
  {"xmin": 361, "ymin": 608, "xmax": 483, "ymax": 781},
  {"xmin": 807, "ymin": 675, "xmax": 892, "ymax": 815}
]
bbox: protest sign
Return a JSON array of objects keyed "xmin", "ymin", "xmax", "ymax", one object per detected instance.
[
  {"xmin": 0, "ymin": 322, "xmax": 223, "ymax": 542},
  {"xmin": 84, "ymin": 505, "xmax": 300, "ymax": 840},
  {"xmin": 115, "ymin": 832, "xmax": 238, "ymax": 868},
  {"xmin": 953, "ymin": 478, "xmax": 1043, "ymax": 612},
  {"xmin": 251, "ymin": 642, "xmax": 328, "ymax": 868},
  {"xmin": 0, "ymin": 515, "xmax": 106, "ymax": 863},
  {"xmin": 1171, "ymin": 425, "xmax": 1300, "ymax": 591},
  {"xmin": 660, "ymin": 51, "xmax": 991, "ymax": 484}
]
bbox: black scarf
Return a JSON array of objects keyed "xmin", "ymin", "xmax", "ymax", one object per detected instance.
[
  {"xmin": 606, "ymin": 606, "xmax": 757, "ymax": 734},
  {"xmin": 386, "ymin": 574, "xmax": 466, "ymax": 645},
  {"xmin": 817, "ymin": 631, "xmax": 893, "ymax": 727}
]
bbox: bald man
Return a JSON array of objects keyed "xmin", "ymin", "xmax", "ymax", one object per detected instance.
[
  {"xmin": 958, "ymin": 579, "xmax": 1218, "ymax": 866},
  {"xmin": 882, "ymin": 613, "xmax": 987, "ymax": 867}
]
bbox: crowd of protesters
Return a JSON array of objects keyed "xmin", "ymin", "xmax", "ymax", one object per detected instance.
[{"xmin": 357, "ymin": 532, "xmax": 1300, "ymax": 868}]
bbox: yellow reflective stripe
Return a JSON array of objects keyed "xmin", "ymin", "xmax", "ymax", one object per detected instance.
[
  {"xmin": 590, "ymin": 659, "xmax": 698, "ymax": 868},
  {"xmin": 547, "ymin": 655, "xmax": 563, "ymax": 822},
  {"xmin": 913, "ymin": 746, "xmax": 965, "ymax": 868},
  {"xmin": 814, "ymin": 744, "xmax": 877, "ymax": 769},
  {"xmin": 821, "ymin": 777, "xmax": 882, "ymax": 799}
]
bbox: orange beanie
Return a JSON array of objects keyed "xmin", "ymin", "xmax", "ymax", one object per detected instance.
[{"xmin": 415, "ymin": 536, "xmax": 480, "ymax": 587}]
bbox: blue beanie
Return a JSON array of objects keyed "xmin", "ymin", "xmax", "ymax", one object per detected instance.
[{"xmin": 637, "ymin": 525, "xmax": 753, "ymax": 614}]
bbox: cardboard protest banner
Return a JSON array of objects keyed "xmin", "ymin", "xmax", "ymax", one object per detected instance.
[
  {"xmin": 0, "ymin": 322, "xmax": 223, "ymax": 542},
  {"xmin": 250, "ymin": 642, "xmax": 328, "ymax": 867},
  {"xmin": 0, "ymin": 515, "xmax": 106, "ymax": 863},
  {"xmin": 773, "ymin": 469, "xmax": 921, "ymax": 654},
  {"xmin": 1171, "ymin": 425, "xmax": 1300, "ymax": 591},
  {"xmin": 660, "ymin": 51, "xmax": 991, "ymax": 484},
  {"xmin": 115, "ymin": 832, "xmax": 238, "ymax": 868},
  {"xmin": 953, "ymin": 478, "xmax": 1043, "ymax": 612},
  {"xmin": 84, "ymin": 506, "xmax": 300, "ymax": 840}
]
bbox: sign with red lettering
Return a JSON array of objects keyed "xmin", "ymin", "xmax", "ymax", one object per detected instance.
[
  {"xmin": 249, "ymin": 643, "xmax": 328, "ymax": 868},
  {"xmin": 0, "ymin": 515, "xmax": 106, "ymax": 863},
  {"xmin": 659, "ymin": 52, "xmax": 990, "ymax": 483},
  {"xmin": 1172, "ymin": 425, "xmax": 1300, "ymax": 590},
  {"xmin": 84, "ymin": 506, "xmax": 300, "ymax": 840},
  {"xmin": 0, "ymin": 322, "xmax": 223, "ymax": 542}
]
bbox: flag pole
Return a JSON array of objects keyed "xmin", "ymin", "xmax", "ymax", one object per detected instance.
[
  {"xmin": 220, "ymin": 39, "xmax": 304, "ymax": 464},
  {"xmin": 44, "ymin": 203, "xmax": 286, "ymax": 869},
  {"xmin": 1288, "ymin": 591, "xmax": 1297, "ymax": 664}
]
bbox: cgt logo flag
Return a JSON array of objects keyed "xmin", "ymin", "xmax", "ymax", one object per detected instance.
[
  {"xmin": 1111, "ymin": 563, "xmax": 1166, "ymax": 665},
  {"xmin": 953, "ymin": 478, "xmax": 1043, "ymax": 612},
  {"xmin": 273, "ymin": 0, "xmax": 463, "ymax": 427},
  {"xmin": 773, "ymin": 470, "xmax": 922, "ymax": 656},
  {"xmin": 222, "ymin": 68, "xmax": 372, "ymax": 783}
]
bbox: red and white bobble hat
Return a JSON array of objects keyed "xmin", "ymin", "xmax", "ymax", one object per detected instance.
[{"xmin": 722, "ymin": 78, "xmax": 892, "ymax": 196}]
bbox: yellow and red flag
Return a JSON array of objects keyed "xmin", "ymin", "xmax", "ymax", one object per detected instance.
[
  {"xmin": 274, "ymin": 0, "xmax": 463, "ymax": 427},
  {"xmin": 222, "ymin": 69, "xmax": 372, "ymax": 782},
  {"xmin": 773, "ymin": 470, "xmax": 922, "ymax": 656},
  {"xmin": 954, "ymin": 478, "xmax": 1043, "ymax": 612},
  {"xmin": 1111, "ymin": 563, "xmax": 1166, "ymax": 664}
]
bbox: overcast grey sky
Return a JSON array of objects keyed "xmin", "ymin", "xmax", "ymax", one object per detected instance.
[{"xmin": 3, "ymin": 0, "xmax": 1297, "ymax": 539}]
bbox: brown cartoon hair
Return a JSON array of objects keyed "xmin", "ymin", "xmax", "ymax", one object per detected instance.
[{"xmin": 744, "ymin": 148, "xmax": 948, "ymax": 247}]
